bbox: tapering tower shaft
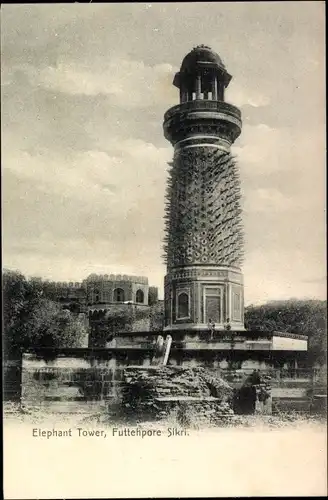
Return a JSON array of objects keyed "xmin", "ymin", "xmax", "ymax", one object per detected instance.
[{"xmin": 163, "ymin": 45, "xmax": 245, "ymax": 331}]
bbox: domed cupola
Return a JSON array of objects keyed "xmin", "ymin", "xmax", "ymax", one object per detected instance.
[{"xmin": 173, "ymin": 45, "xmax": 232, "ymax": 102}]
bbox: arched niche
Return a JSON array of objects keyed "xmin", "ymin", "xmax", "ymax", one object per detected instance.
[
  {"xmin": 113, "ymin": 288, "xmax": 125, "ymax": 302},
  {"xmin": 177, "ymin": 292, "xmax": 189, "ymax": 319}
]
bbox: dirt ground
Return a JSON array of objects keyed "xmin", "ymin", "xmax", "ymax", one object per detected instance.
[{"xmin": 3, "ymin": 400, "xmax": 326, "ymax": 429}]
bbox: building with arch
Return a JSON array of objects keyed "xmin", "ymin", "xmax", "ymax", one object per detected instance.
[
  {"xmin": 83, "ymin": 274, "xmax": 149, "ymax": 311},
  {"xmin": 42, "ymin": 273, "xmax": 156, "ymax": 313}
]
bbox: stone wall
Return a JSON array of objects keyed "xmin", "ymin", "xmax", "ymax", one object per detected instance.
[
  {"xmin": 18, "ymin": 343, "xmax": 316, "ymax": 416},
  {"xmin": 4, "ymin": 359, "xmax": 22, "ymax": 401},
  {"xmin": 21, "ymin": 349, "xmax": 152, "ymax": 413}
]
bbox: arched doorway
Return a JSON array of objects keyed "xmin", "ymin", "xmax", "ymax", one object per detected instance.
[{"xmin": 136, "ymin": 289, "xmax": 144, "ymax": 303}]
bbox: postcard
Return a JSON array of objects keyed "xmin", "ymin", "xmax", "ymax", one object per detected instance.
[{"xmin": 2, "ymin": 2, "xmax": 327, "ymax": 498}]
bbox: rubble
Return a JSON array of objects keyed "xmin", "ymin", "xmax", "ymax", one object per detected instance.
[{"xmin": 120, "ymin": 366, "xmax": 234, "ymax": 425}]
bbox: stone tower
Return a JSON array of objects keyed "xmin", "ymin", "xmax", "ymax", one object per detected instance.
[{"xmin": 163, "ymin": 45, "xmax": 244, "ymax": 331}]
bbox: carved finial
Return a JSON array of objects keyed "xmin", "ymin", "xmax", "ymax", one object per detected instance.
[{"xmin": 194, "ymin": 44, "xmax": 212, "ymax": 50}]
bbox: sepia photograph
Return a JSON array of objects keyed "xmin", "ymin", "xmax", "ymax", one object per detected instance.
[{"xmin": 2, "ymin": 2, "xmax": 327, "ymax": 498}]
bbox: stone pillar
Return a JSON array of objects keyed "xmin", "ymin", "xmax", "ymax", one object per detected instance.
[
  {"xmin": 180, "ymin": 87, "xmax": 188, "ymax": 103},
  {"xmin": 212, "ymin": 76, "xmax": 218, "ymax": 100},
  {"xmin": 196, "ymin": 74, "xmax": 202, "ymax": 99},
  {"xmin": 218, "ymin": 81, "xmax": 225, "ymax": 101},
  {"xmin": 163, "ymin": 335, "xmax": 172, "ymax": 365},
  {"xmin": 221, "ymin": 84, "xmax": 225, "ymax": 101},
  {"xmin": 225, "ymin": 282, "xmax": 230, "ymax": 323}
]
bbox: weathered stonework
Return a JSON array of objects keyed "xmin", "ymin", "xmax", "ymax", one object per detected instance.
[
  {"xmin": 120, "ymin": 366, "xmax": 235, "ymax": 424},
  {"xmin": 19, "ymin": 343, "xmax": 312, "ymax": 417},
  {"xmin": 163, "ymin": 46, "xmax": 244, "ymax": 332},
  {"xmin": 164, "ymin": 265, "xmax": 244, "ymax": 330}
]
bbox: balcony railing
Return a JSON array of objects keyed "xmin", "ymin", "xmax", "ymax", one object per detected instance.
[{"xmin": 164, "ymin": 99, "xmax": 241, "ymax": 122}]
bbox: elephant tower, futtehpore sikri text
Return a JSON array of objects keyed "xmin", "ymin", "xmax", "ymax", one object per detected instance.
[{"xmin": 163, "ymin": 45, "xmax": 245, "ymax": 332}]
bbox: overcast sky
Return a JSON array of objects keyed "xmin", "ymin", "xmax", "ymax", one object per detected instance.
[{"xmin": 2, "ymin": 2, "xmax": 326, "ymax": 304}]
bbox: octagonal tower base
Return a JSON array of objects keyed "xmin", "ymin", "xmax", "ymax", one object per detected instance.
[{"xmin": 164, "ymin": 265, "xmax": 245, "ymax": 331}]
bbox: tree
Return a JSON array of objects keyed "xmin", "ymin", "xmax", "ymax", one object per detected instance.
[
  {"xmin": 3, "ymin": 269, "xmax": 87, "ymax": 357},
  {"xmin": 148, "ymin": 287, "xmax": 159, "ymax": 306},
  {"xmin": 245, "ymin": 300, "xmax": 327, "ymax": 365},
  {"xmin": 149, "ymin": 302, "xmax": 164, "ymax": 331},
  {"xmin": 89, "ymin": 307, "xmax": 136, "ymax": 347},
  {"xmin": 33, "ymin": 306, "xmax": 88, "ymax": 348}
]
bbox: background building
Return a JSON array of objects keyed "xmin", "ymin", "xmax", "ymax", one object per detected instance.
[
  {"xmin": 43, "ymin": 273, "xmax": 155, "ymax": 313},
  {"xmin": 40, "ymin": 274, "xmax": 161, "ymax": 345}
]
